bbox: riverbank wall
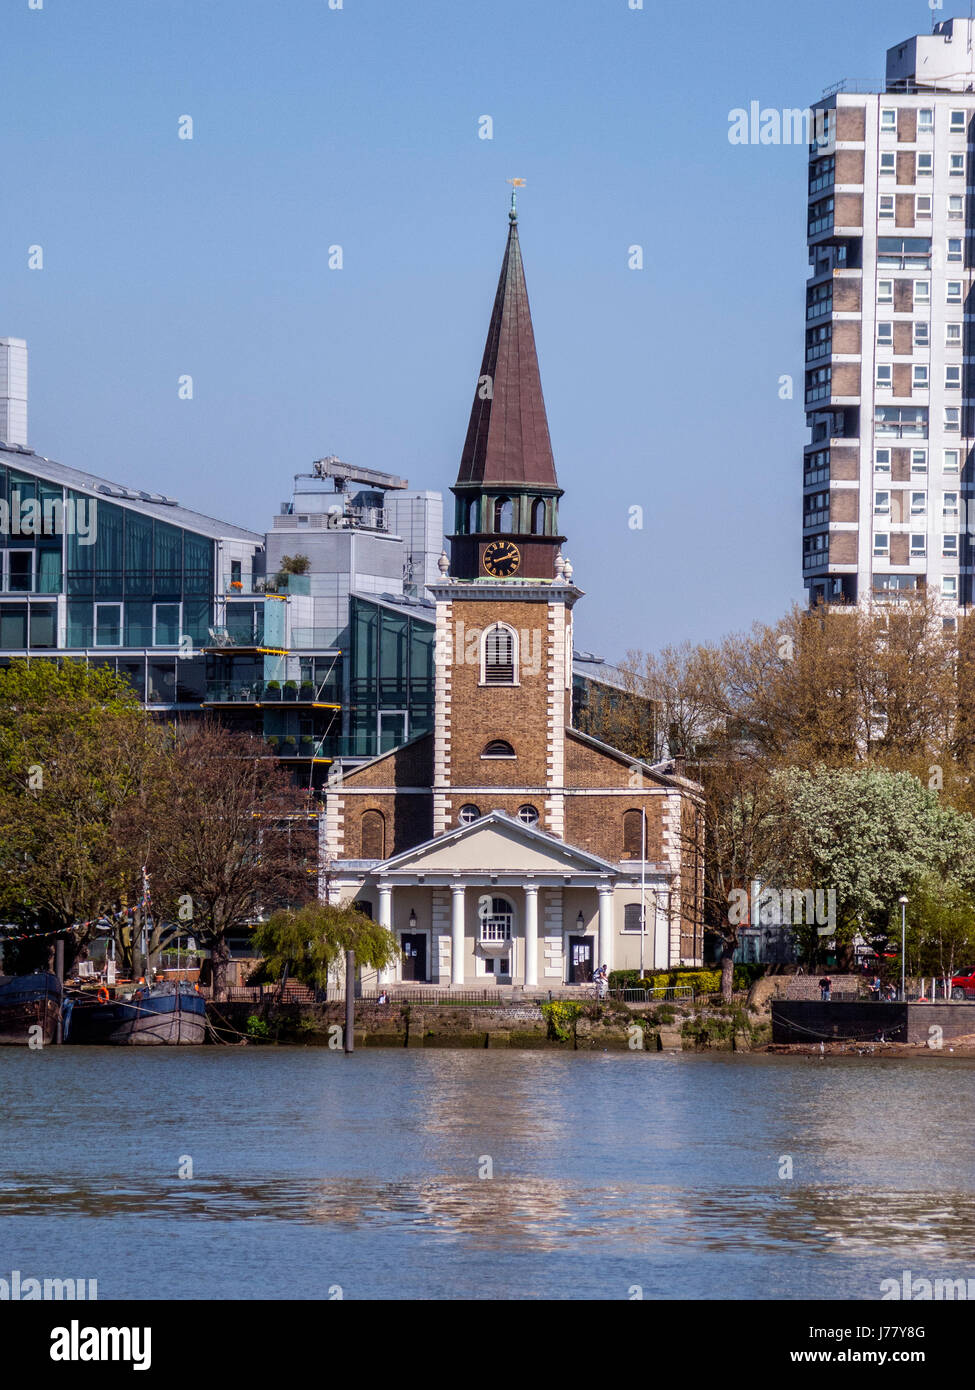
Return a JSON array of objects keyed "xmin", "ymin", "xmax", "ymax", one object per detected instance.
[
  {"xmin": 771, "ymin": 999, "xmax": 975, "ymax": 1044},
  {"xmin": 207, "ymin": 998, "xmax": 771, "ymax": 1051}
]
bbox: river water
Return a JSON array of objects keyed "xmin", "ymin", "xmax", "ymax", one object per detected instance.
[{"xmin": 1, "ymin": 1048, "xmax": 973, "ymax": 1300}]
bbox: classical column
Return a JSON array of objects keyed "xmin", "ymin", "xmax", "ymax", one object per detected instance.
[
  {"xmin": 524, "ymin": 885, "xmax": 539, "ymax": 988},
  {"xmin": 597, "ymin": 885, "xmax": 614, "ymax": 974},
  {"xmin": 451, "ymin": 883, "xmax": 466, "ymax": 986},
  {"xmin": 378, "ymin": 883, "xmax": 394, "ymax": 984}
]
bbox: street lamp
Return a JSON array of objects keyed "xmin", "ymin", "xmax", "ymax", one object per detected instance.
[{"xmin": 898, "ymin": 895, "xmax": 909, "ymax": 1002}]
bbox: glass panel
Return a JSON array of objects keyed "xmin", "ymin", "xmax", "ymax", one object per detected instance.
[
  {"xmin": 28, "ymin": 604, "xmax": 56, "ymax": 649},
  {"xmin": 153, "ymin": 522, "xmax": 182, "ymax": 597},
  {"xmin": 154, "ymin": 603, "xmax": 180, "ymax": 646},
  {"xmin": 124, "ymin": 510, "xmax": 153, "ymax": 596},
  {"xmin": 182, "ymin": 531, "xmax": 212, "ymax": 597},
  {"xmin": 95, "ymin": 604, "xmax": 121, "ymax": 647},
  {"xmin": 147, "ymin": 660, "xmax": 176, "ymax": 703},
  {"xmin": 66, "ymin": 491, "xmax": 94, "ymax": 595},
  {"xmin": 8, "ymin": 550, "xmax": 32, "ymax": 592},
  {"xmin": 0, "ymin": 606, "xmax": 27, "ymax": 648},
  {"xmin": 94, "ymin": 501, "xmax": 124, "ymax": 597},
  {"xmin": 175, "ymin": 657, "xmax": 206, "ymax": 703},
  {"xmin": 116, "ymin": 658, "xmax": 146, "ymax": 700},
  {"xmin": 182, "ymin": 599, "xmax": 210, "ymax": 647},
  {"xmin": 66, "ymin": 600, "xmax": 93, "ymax": 647},
  {"xmin": 38, "ymin": 482, "xmax": 63, "ymax": 538},
  {"xmin": 124, "ymin": 602, "xmax": 153, "ymax": 647},
  {"xmin": 36, "ymin": 547, "xmax": 62, "ymax": 593}
]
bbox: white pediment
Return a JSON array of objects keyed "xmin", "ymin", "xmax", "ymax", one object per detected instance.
[{"xmin": 378, "ymin": 812, "xmax": 616, "ymax": 877}]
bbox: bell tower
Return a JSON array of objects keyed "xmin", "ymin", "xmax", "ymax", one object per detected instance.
[
  {"xmin": 448, "ymin": 189, "xmax": 565, "ymax": 582},
  {"xmin": 430, "ymin": 193, "xmax": 580, "ymax": 839}
]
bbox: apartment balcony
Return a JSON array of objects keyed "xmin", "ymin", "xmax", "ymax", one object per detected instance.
[{"xmin": 203, "ymin": 679, "xmax": 341, "ymax": 708}]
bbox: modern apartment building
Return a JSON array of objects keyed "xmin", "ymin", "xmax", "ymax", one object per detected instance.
[{"xmin": 804, "ymin": 17, "xmax": 975, "ymax": 615}]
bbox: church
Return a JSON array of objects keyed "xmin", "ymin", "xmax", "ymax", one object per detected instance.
[{"xmin": 321, "ymin": 198, "xmax": 704, "ymax": 989}]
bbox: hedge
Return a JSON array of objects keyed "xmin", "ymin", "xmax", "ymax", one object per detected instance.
[{"xmin": 609, "ymin": 965, "xmax": 761, "ymax": 993}]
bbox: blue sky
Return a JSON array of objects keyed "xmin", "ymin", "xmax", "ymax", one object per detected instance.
[{"xmin": 2, "ymin": 0, "xmax": 939, "ymax": 656}]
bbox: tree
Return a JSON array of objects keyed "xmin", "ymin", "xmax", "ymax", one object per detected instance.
[
  {"xmin": 0, "ymin": 660, "xmax": 167, "ymax": 970},
  {"xmin": 252, "ymin": 902, "xmax": 399, "ymax": 988},
  {"xmin": 148, "ymin": 722, "xmax": 316, "ymax": 998},
  {"xmin": 771, "ymin": 766, "xmax": 971, "ymax": 967}
]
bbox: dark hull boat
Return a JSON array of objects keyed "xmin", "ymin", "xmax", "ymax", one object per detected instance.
[
  {"xmin": 0, "ymin": 972, "xmax": 63, "ymax": 1046},
  {"xmin": 64, "ymin": 982, "xmax": 206, "ymax": 1045}
]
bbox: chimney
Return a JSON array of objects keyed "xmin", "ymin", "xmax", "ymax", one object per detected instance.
[
  {"xmin": 0, "ymin": 339, "xmax": 28, "ymax": 447},
  {"xmin": 673, "ymin": 753, "xmax": 686, "ymax": 780}
]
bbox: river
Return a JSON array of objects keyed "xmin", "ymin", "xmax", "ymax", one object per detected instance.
[{"xmin": 1, "ymin": 1049, "xmax": 973, "ymax": 1300}]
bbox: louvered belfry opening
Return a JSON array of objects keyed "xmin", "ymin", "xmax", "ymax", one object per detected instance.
[{"xmin": 483, "ymin": 624, "xmax": 515, "ymax": 684}]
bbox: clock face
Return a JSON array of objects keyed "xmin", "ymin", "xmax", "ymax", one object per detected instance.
[{"xmin": 482, "ymin": 540, "xmax": 521, "ymax": 577}]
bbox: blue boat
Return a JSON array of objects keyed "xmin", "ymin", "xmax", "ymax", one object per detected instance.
[
  {"xmin": 63, "ymin": 981, "xmax": 207, "ymax": 1045},
  {"xmin": 0, "ymin": 971, "xmax": 63, "ymax": 1045}
]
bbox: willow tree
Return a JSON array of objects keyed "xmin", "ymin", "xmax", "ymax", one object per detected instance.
[{"xmin": 252, "ymin": 902, "xmax": 399, "ymax": 989}]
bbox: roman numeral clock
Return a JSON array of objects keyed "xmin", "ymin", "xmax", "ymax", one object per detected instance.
[{"xmin": 482, "ymin": 539, "xmax": 521, "ymax": 578}]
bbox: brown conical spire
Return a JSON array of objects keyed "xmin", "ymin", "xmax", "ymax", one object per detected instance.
[{"xmin": 456, "ymin": 206, "xmax": 558, "ymax": 489}]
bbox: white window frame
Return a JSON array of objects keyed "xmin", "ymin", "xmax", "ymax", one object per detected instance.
[
  {"xmin": 877, "ymin": 279, "xmax": 894, "ymax": 304},
  {"xmin": 945, "ymin": 407, "xmax": 961, "ymax": 432},
  {"xmin": 948, "ymin": 196, "xmax": 964, "ymax": 220},
  {"xmin": 943, "ymin": 534, "xmax": 959, "ymax": 558},
  {"xmin": 914, "ymin": 280, "xmax": 930, "ymax": 305},
  {"xmin": 874, "ymin": 491, "xmax": 891, "ymax": 516},
  {"xmin": 917, "ymin": 150, "xmax": 934, "ymax": 173},
  {"xmin": 873, "ymin": 532, "xmax": 890, "ymax": 557},
  {"xmin": 910, "ymin": 533, "xmax": 926, "ymax": 558},
  {"xmin": 947, "ymin": 280, "xmax": 963, "ymax": 304},
  {"xmin": 950, "ymin": 153, "xmax": 967, "ymax": 177},
  {"xmin": 911, "ymin": 449, "xmax": 928, "ymax": 475},
  {"xmin": 152, "ymin": 601, "xmax": 181, "ymax": 648},
  {"xmin": 944, "ymin": 449, "xmax": 960, "ymax": 473},
  {"xmin": 2, "ymin": 548, "xmax": 36, "ymax": 594},
  {"xmin": 913, "ymin": 364, "xmax": 929, "ymax": 389},
  {"xmin": 914, "ymin": 321, "xmax": 930, "ymax": 348},
  {"xmin": 881, "ymin": 108, "xmax": 897, "ymax": 133},
  {"xmin": 878, "ymin": 151, "xmax": 896, "ymax": 175},
  {"xmin": 944, "ymin": 492, "xmax": 960, "ymax": 517},
  {"xmin": 943, "ymin": 575, "xmax": 959, "ymax": 599},
  {"xmin": 910, "ymin": 491, "xmax": 927, "ymax": 516},
  {"xmin": 950, "ymin": 110, "xmax": 967, "ymax": 134},
  {"xmin": 874, "ymin": 448, "xmax": 892, "ymax": 474},
  {"xmin": 480, "ymin": 622, "xmax": 519, "ymax": 687},
  {"xmin": 946, "ymin": 323, "xmax": 963, "ymax": 348},
  {"xmin": 946, "ymin": 365, "xmax": 962, "ymax": 390},
  {"xmin": 876, "ymin": 364, "xmax": 893, "ymax": 389},
  {"xmin": 879, "ymin": 195, "xmax": 895, "ymax": 220},
  {"xmin": 919, "ymin": 109, "xmax": 934, "ymax": 133},
  {"xmin": 947, "ymin": 237, "xmax": 963, "ymax": 263},
  {"xmin": 915, "ymin": 195, "xmax": 932, "ymax": 219},
  {"xmin": 877, "ymin": 321, "xmax": 893, "ymax": 347}
]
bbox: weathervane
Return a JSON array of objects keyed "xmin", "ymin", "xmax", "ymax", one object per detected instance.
[{"xmin": 507, "ymin": 177, "xmax": 526, "ymax": 220}]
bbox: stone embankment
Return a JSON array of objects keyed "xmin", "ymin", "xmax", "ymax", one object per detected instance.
[{"xmin": 208, "ymin": 997, "xmax": 772, "ymax": 1051}]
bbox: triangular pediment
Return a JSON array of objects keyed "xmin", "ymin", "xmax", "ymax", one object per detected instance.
[{"xmin": 376, "ymin": 811, "xmax": 616, "ymax": 877}]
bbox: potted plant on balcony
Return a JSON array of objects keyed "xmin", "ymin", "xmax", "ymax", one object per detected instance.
[
  {"xmin": 299, "ymin": 735, "xmax": 314, "ymax": 756},
  {"xmin": 284, "ymin": 680, "xmax": 299, "ymax": 701},
  {"xmin": 282, "ymin": 735, "xmax": 297, "ymax": 756},
  {"xmin": 229, "ymin": 579, "xmax": 243, "ymax": 591},
  {"xmin": 300, "ymin": 680, "xmax": 315, "ymax": 701},
  {"xmin": 266, "ymin": 735, "xmax": 280, "ymax": 752},
  {"xmin": 265, "ymin": 680, "xmax": 281, "ymax": 700}
]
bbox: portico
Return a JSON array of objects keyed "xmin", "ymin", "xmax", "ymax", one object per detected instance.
[{"xmin": 328, "ymin": 810, "xmax": 676, "ymax": 990}]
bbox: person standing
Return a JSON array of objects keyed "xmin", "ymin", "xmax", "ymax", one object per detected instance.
[{"xmin": 819, "ymin": 973, "xmax": 832, "ymax": 1002}]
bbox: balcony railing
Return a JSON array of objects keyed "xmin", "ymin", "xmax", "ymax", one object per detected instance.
[
  {"xmin": 205, "ymin": 680, "xmax": 341, "ymax": 705},
  {"xmin": 289, "ymin": 628, "xmax": 342, "ymax": 649}
]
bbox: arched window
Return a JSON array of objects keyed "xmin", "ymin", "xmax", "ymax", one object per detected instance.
[
  {"xmin": 458, "ymin": 804, "xmax": 481, "ymax": 825},
  {"xmin": 482, "ymin": 739, "xmax": 515, "ymax": 758},
  {"xmin": 482, "ymin": 623, "xmax": 517, "ymax": 685},
  {"xmin": 361, "ymin": 809, "xmax": 385, "ymax": 859},
  {"xmin": 493, "ymin": 496, "xmax": 513, "ymax": 532},
  {"xmin": 480, "ymin": 896, "xmax": 514, "ymax": 941},
  {"xmin": 466, "ymin": 497, "xmax": 479, "ymax": 534},
  {"xmin": 518, "ymin": 804, "xmax": 539, "ymax": 826},
  {"xmin": 530, "ymin": 497, "xmax": 546, "ymax": 534},
  {"xmin": 622, "ymin": 809, "xmax": 645, "ymax": 859}
]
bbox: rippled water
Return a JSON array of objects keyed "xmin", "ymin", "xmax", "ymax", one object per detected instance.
[{"xmin": 1, "ymin": 1049, "xmax": 973, "ymax": 1299}]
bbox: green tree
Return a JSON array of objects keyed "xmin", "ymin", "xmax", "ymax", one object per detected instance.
[
  {"xmin": 0, "ymin": 659, "xmax": 166, "ymax": 970},
  {"xmin": 252, "ymin": 901, "xmax": 399, "ymax": 988}
]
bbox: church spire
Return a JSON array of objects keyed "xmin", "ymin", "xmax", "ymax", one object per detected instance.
[{"xmin": 449, "ymin": 195, "xmax": 565, "ymax": 582}]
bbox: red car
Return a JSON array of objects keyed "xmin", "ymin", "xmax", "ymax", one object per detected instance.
[{"xmin": 950, "ymin": 970, "xmax": 975, "ymax": 1001}]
